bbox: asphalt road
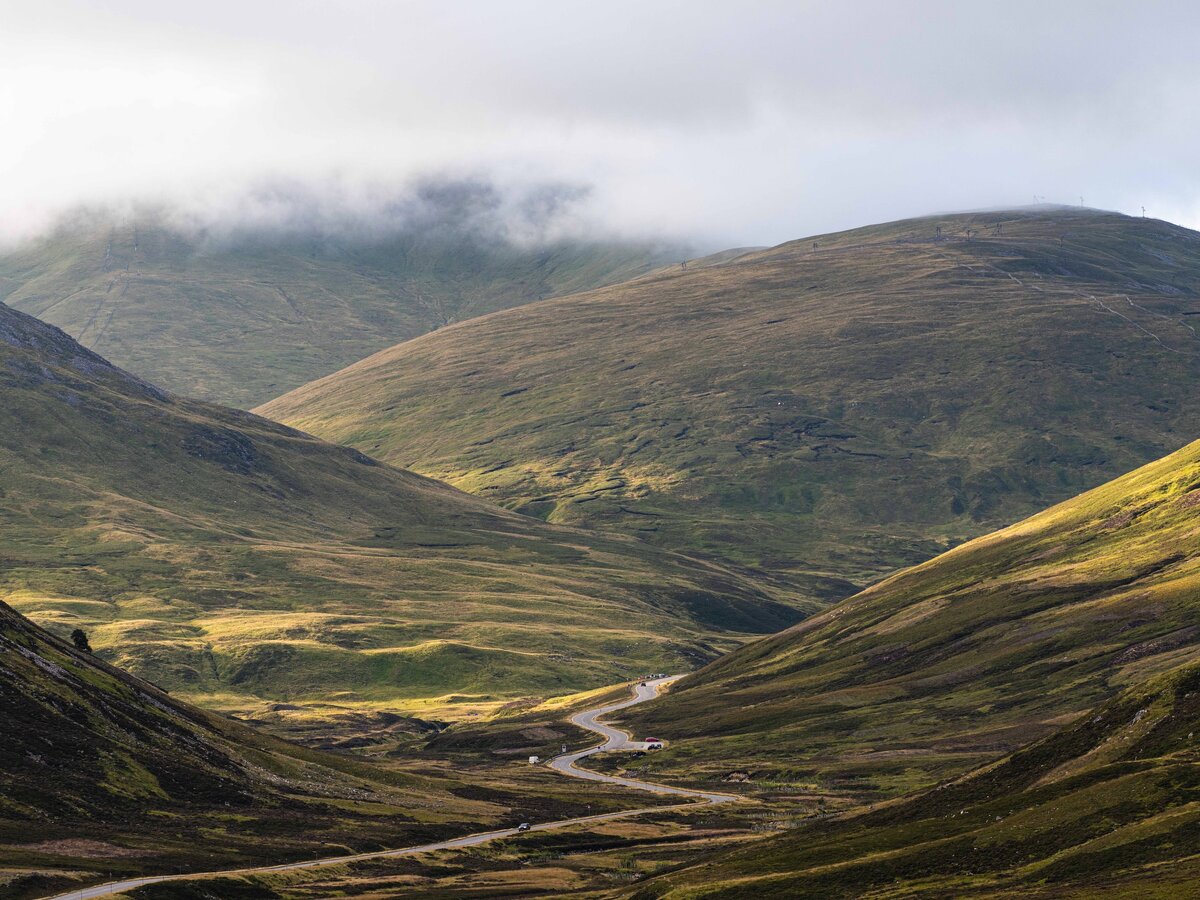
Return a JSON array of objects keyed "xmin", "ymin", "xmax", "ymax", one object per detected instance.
[
  {"xmin": 550, "ymin": 675, "xmax": 735, "ymax": 803},
  {"xmin": 44, "ymin": 675, "xmax": 733, "ymax": 900}
]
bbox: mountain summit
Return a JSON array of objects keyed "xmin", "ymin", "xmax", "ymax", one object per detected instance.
[{"xmin": 261, "ymin": 208, "xmax": 1200, "ymax": 604}]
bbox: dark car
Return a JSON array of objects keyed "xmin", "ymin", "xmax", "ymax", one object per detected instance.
[{"xmin": 517, "ymin": 823, "xmax": 531, "ymax": 832}]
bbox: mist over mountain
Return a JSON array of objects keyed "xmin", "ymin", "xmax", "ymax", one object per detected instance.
[
  {"xmin": 7, "ymin": 3, "xmax": 1200, "ymax": 247},
  {"xmin": 0, "ymin": 176, "xmax": 688, "ymax": 406},
  {"xmin": 31, "ymin": 175, "xmax": 615, "ymax": 250}
]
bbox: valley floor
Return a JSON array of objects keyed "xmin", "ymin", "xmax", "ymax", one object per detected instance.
[
  {"xmin": 16, "ymin": 653, "xmax": 1200, "ymax": 900},
  {"xmin": 18, "ymin": 678, "xmax": 732, "ymax": 900}
]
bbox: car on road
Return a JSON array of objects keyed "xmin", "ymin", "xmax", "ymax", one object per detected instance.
[{"xmin": 517, "ymin": 823, "xmax": 531, "ymax": 832}]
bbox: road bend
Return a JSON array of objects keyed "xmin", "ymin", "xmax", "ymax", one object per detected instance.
[
  {"xmin": 550, "ymin": 675, "xmax": 734, "ymax": 803},
  {"xmin": 44, "ymin": 675, "xmax": 736, "ymax": 900}
]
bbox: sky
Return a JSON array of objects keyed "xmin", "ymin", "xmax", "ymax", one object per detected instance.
[{"xmin": 3, "ymin": 0, "xmax": 1200, "ymax": 247}]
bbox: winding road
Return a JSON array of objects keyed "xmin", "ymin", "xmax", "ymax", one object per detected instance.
[
  {"xmin": 45, "ymin": 675, "xmax": 734, "ymax": 900},
  {"xmin": 551, "ymin": 676, "xmax": 734, "ymax": 803}
]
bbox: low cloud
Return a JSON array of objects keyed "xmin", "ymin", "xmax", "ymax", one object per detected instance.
[
  {"xmin": 39, "ymin": 175, "xmax": 618, "ymax": 256},
  {"xmin": 176, "ymin": 176, "xmax": 602, "ymax": 246},
  {"xmin": 4, "ymin": 2, "xmax": 1200, "ymax": 247}
]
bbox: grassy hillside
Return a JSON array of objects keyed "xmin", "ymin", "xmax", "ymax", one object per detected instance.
[
  {"xmin": 0, "ymin": 208, "xmax": 682, "ymax": 407},
  {"xmin": 0, "ymin": 597, "xmax": 483, "ymax": 899},
  {"xmin": 0, "ymin": 300, "xmax": 798, "ymax": 726},
  {"xmin": 0, "ymin": 600, "xmax": 689, "ymax": 900},
  {"xmin": 144, "ymin": 434, "xmax": 1200, "ymax": 898},
  {"xmin": 262, "ymin": 207, "xmax": 1200, "ymax": 603},
  {"xmin": 633, "ymin": 658, "xmax": 1200, "ymax": 898},
  {"xmin": 161, "ymin": 661, "xmax": 1200, "ymax": 899},
  {"xmin": 619, "ymin": 430, "xmax": 1200, "ymax": 804}
]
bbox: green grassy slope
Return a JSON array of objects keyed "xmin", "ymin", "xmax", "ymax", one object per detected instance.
[
  {"xmin": 633, "ymin": 658, "xmax": 1200, "ymax": 899},
  {"xmin": 0, "ymin": 601, "xmax": 687, "ymax": 900},
  {"xmin": 0, "ymin": 300, "xmax": 798, "ymax": 725},
  {"xmin": 0, "ymin": 598, "xmax": 488, "ymax": 899},
  {"xmin": 261, "ymin": 207, "xmax": 1200, "ymax": 603},
  {"xmin": 619, "ymin": 431, "xmax": 1200, "ymax": 804},
  {"xmin": 0, "ymin": 212, "xmax": 682, "ymax": 407}
]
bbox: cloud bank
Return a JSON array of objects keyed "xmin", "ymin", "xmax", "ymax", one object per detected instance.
[{"xmin": 4, "ymin": 1, "xmax": 1200, "ymax": 246}]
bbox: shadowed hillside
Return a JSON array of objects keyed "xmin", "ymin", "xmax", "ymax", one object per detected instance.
[
  {"xmin": 262, "ymin": 207, "xmax": 1200, "ymax": 604},
  {"xmin": 0, "ymin": 300, "xmax": 797, "ymax": 726},
  {"xmin": 0, "ymin": 200, "xmax": 684, "ymax": 407},
  {"xmin": 0, "ymin": 598, "xmax": 485, "ymax": 898},
  {"xmin": 620, "ymin": 430, "xmax": 1200, "ymax": 804}
]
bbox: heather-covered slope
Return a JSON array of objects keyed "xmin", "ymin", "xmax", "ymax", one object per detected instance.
[
  {"xmin": 0, "ymin": 301, "xmax": 797, "ymax": 724},
  {"xmin": 0, "ymin": 207, "xmax": 682, "ymax": 407},
  {"xmin": 621, "ymin": 432, "xmax": 1200, "ymax": 802},
  {"xmin": 634, "ymin": 659, "xmax": 1200, "ymax": 899},
  {"xmin": 262, "ymin": 208, "xmax": 1200, "ymax": 603}
]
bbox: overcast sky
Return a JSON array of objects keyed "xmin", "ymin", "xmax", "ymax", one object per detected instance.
[{"xmin": 4, "ymin": 0, "xmax": 1200, "ymax": 246}]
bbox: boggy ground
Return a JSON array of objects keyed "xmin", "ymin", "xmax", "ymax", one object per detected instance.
[
  {"xmin": 85, "ymin": 682, "xmax": 782, "ymax": 900},
  {"xmin": 106, "ymin": 804, "xmax": 768, "ymax": 899}
]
